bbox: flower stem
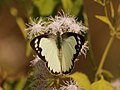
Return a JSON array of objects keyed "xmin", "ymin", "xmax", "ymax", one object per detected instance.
[
  {"xmin": 95, "ymin": 36, "xmax": 114, "ymax": 79},
  {"xmin": 52, "ymin": 76, "xmax": 60, "ymax": 89},
  {"xmin": 88, "ymin": 35, "xmax": 97, "ymax": 72}
]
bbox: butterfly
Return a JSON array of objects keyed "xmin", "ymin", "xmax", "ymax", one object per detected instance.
[{"xmin": 30, "ymin": 32, "xmax": 85, "ymax": 75}]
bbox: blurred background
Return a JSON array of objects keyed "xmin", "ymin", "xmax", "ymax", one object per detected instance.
[{"xmin": 0, "ymin": 0, "xmax": 120, "ymax": 89}]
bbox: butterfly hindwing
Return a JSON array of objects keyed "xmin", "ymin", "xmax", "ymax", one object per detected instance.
[{"xmin": 61, "ymin": 32, "xmax": 85, "ymax": 74}]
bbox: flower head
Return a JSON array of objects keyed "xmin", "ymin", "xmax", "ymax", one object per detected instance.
[
  {"xmin": 59, "ymin": 79, "xmax": 83, "ymax": 90},
  {"xmin": 27, "ymin": 56, "xmax": 53, "ymax": 90},
  {"xmin": 46, "ymin": 11, "xmax": 88, "ymax": 35},
  {"xmin": 111, "ymin": 78, "xmax": 120, "ymax": 90},
  {"xmin": 30, "ymin": 55, "xmax": 40, "ymax": 66},
  {"xmin": 79, "ymin": 41, "xmax": 89, "ymax": 57},
  {"xmin": 25, "ymin": 11, "xmax": 88, "ymax": 38},
  {"xmin": 26, "ymin": 18, "xmax": 46, "ymax": 39}
]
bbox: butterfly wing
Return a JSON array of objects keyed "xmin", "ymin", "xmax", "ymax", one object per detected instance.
[
  {"xmin": 30, "ymin": 35, "xmax": 61, "ymax": 74},
  {"xmin": 61, "ymin": 32, "xmax": 85, "ymax": 74},
  {"xmin": 30, "ymin": 32, "xmax": 85, "ymax": 75}
]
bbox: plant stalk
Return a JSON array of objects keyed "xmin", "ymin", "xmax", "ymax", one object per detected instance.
[{"xmin": 95, "ymin": 36, "xmax": 114, "ymax": 78}]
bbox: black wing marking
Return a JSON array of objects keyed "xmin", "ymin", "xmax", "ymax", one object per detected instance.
[{"xmin": 30, "ymin": 34, "xmax": 48, "ymax": 62}]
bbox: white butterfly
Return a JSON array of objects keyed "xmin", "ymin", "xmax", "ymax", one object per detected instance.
[{"xmin": 30, "ymin": 32, "xmax": 85, "ymax": 75}]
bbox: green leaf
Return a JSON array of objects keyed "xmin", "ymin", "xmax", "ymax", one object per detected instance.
[
  {"xmin": 110, "ymin": 1, "xmax": 114, "ymax": 18},
  {"xmin": 10, "ymin": 7, "xmax": 27, "ymax": 39},
  {"xmin": 68, "ymin": 72, "xmax": 91, "ymax": 90},
  {"xmin": 95, "ymin": 15, "xmax": 111, "ymax": 25},
  {"xmin": 26, "ymin": 41, "xmax": 32, "ymax": 57},
  {"xmin": 91, "ymin": 77, "xmax": 113, "ymax": 90},
  {"xmin": 71, "ymin": 0, "xmax": 83, "ymax": 16},
  {"xmin": 61, "ymin": 0, "xmax": 73, "ymax": 13},
  {"xmin": 15, "ymin": 77, "xmax": 27, "ymax": 90},
  {"xmin": 101, "ymin": 70, "xmax": 114, "ymax": 81},
  {"xmin": 62, "ymin": 0, "xmax": 83, "ymax": 16},
  {"xmin": 33, "ymin": 0, "xmax": 57, "ymax": 16},
  {"xmin": 10, "ymin": 7, "xmax": 18, "ymax": 17},
  {"xmin": 118, "ymin": 4, "xmax": 120, "ymax": 14},
  {"xmin": 23, "ymin": 76, "xmax": 34, "ymax": 90},
  {"xmin": 3, "ymin": 80, "xmax": 18, "ymax": 90},
  {"xmin": 3, "ymin": 82, "xmax": 11, "ymax": 90},
  {"xmin": 95, "ymin": 15, "xmax": 114, "ymax": 30},
  {"xmin": 116, "ymin": 32, "xmax": 120, "ymax": 39}
]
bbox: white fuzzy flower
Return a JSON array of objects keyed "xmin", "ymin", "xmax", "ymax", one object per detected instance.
[
  {"xmin": 59, "ymin": 80, "xmax": 83, "ymax": 90},
  {"xmin": 26, "ymin": 18, "xmax": 45, "ymax": 39},
  {"xmin": 25, "ymin": 11, "xmax": 88, "ymax": 39},
  {"xmin": 46, "ymin": 17, "xmax": 63, "ymax": 34},
  {"xmin": 52, "ymin": 87, "xmax": 57, "ymax": 90},
  {"xmin": 80, "ymin": 41, "xmax": 89, "ymax": 57},
  {"xmin": 78, "ymin": 22, "xmax": 88, "ymax": 34},
  {"xmin": 46, "ymin": 12, "xmax": 88, "ymax": 35},
  {"xmin": 30, "ymin": 55, "xmax": 40, "ymax": 66},
  {"xmin": 70, "ymin": 23, "xmax": 80, "ymax": 33},
  {"xmin": 111, "ymin": 78, "xmax": 120, "ymax": 90}
]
